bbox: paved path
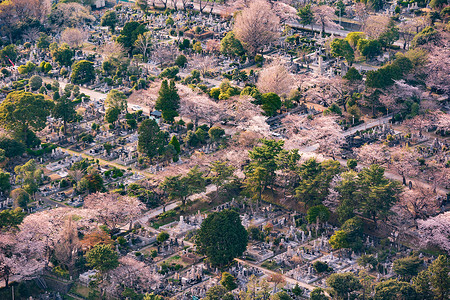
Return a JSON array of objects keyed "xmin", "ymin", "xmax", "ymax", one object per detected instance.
[
  {"xmin": 343, "ymin": 114, "xmax": 393, "ymax": 137},
  {"xmin": 133, "ymin": 201, "xmax": 180, "ymax": 228},
  {"xmin": 42, "ymin": 77, "xmax": 106, "ymax": 101}
]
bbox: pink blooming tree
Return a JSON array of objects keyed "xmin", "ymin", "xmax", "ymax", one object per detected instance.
[
  {"xmin": 312, "ymin": 5, "xmax": 341, "ymax": 35},
  {"xmin": 84, "ymin": 193, "xmax": 145, "ymax": 230},
  {"xmin": 426, "ymin": 46, "xmax": 450, "ymax": 98},
  {"xmin": 396, "ymin": 185, "xmax": 441, "ymax": 222},
  {"xmin": 257, "ymin": 60, "xmax": 294, "ymax": 96},
  {"xmin": 417, "ymin": 212, "xmax": 450, "ymax": 254},
  {"xmin": 103, "ymin": 256, "xmax": 162, "ymax": 297},
  {"xmin": 390, "ymin": 146, "xmax": 421, "ymax": 185},
  {"xmin": 0, "ymin": 233, "xmax": 46, "ymax": 288},
  {"xmin": 355, "ymin": 143, "xmax": 390, "ymax": 166},
  {"xmin": 282, "ymin": 114, "xmax": 344, "ymax": 157},
  {"xmin": 177, "ymin": 84, "xmax": 230, "ymax": 128}
]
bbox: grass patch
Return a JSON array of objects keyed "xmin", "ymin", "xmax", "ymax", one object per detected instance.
[{"xmin": 69, "ymin": 283, "xmax": 93, "ymax": 298}]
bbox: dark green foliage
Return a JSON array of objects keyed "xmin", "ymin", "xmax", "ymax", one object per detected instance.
[
  {"xmin": 117, "ymin": 21, "xmax": 147, "ymax": 52},
  {"xmin": 343, "ymin": 67, "xmax": 362, "ymax": 81},
  {"xmin": 175, "ymin": 55, "xmax": 187, "ymax": 67},
  {"xmin": 220, "ymin": 31, "xmax": 245, "ymax": 57},
  {"xmin": 169, "ymin": 135, "xmax": 181, "ymax": 154},
  {"xmin": 85, "ymin": 244, "xmax": 119, "ymax": 274},
  {"xmin": 393, "ymin": 256, "xmax": 423, "ymax": 281},
  {"xmin": 0, "ymin": 91, "xmax": 53, "ymax": 147},
  {"xmin": 0, "ymin": 137, "xmax": 25, "ymax": 158},
  {"xmin": 297, "ymin": 5, "xmax": 314, "ymax": 28},
  {"xmin": 327, "ymin": 272, "xmax": 362, "ymax": 300},
  {"xmin": 0, "ymin": 45, "xmax": 18, "ymax": 65},
  {"xmin": 138, "ymin": 119, "xmax": 167, "ymax": 158},
  {"xmin": 356, "ymin": 165, "xmax": 403, "ymax": 225},
  {"xmin": 374, "ymin": 279, "xmax": 417, "ymax": 300},
  {"xmin": 331, "ymin": 38, "xmax": 354, "ymax": 64},
  {"xmin": 101, "ymin": 11, "xmax": 118, "ymax": 32},
  {"xmin": 313, "ymin": 261, "xmax": 332, "ymax": 273},
  {"xmin": 220, "ymin": 272, "xmax": 237, "ymax": 291},
  {"xmin": 155, "ymin": 80, "xmax": 180, "ymax": 122},
  {"xmin": 71, "ymin": 60, "xmax": 95, "ymax": 84},
  {"xmin": 0, "ymin": 208, "xmax": 24, "ymax": 230},
  {"xmin": 307, "ymin": 205, "xmax": 330, "ymax": 224},
  {"xmin": 411, "ymin": 26, "xmax": 439, "ymax": 48},
  {"xmin": 261, "ymin": 92, "xmax": 281, "ymax": 116},
  {"xmin": 196, "ymin": 210, "xmax": 248, "ymax": 267},
  {"xmin": 357, "ymin": 39, "xmax": 382, "ymax": 59},
  {"xmin": 51, "ymin": 44, "xmax": 74, "ymax": 67},
  {"xmin": 295, "ymin": 159, "xmax": 342, "ymax": 207},
  {"xmin": 53, "ymin": 96, "xmax": 77, "ymax": 134},
  {"xmin": 159, "ymin": 66, "xmax": 179, "ymax": 79}
]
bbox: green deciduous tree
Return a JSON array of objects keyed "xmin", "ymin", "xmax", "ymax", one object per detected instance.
[
  {"xmin": 53, "ymin": 96, "xmax": 77, "ymax": 135},
  {"xmin": 0, "ymin": 91, "xmax": 53, "ymax": 147},
  {"xmin": 310, "ymin": 288, "xmax": 328, "ymax": 300},
  {"xmin": 196, "ymin": 209, "xmax": 248, "ymax": 267},
  {"xmin": 221, "ymin": 272, "xmax": 237, "ymax": 291},
  {"xmin": 85, "ymin": 244, "xmax": 119, "ymax": 274},
  {"xmin": 326, "ymin": 272, "xmax": 362, "ymax": 300},
  {"xmin": 393, "ymin": 256, "xmax": 423, "ymax": 281},
  {"xmin": 51, "ymin": 43, "xmax": 74, "ymax": 67},
  {"xmin": 105, "ymin": 89, "xmax": 127, "ymax": 112},
  {"xmin": 101, "ymin": 11, "xmax": 117, "ymax": 32},
  {"xmin": 331, "ymin": 38, "xmax": 354, "ymax": 65},
  {"xmin": 220, "ymin": 31, "xmax": 245, "ymax": 57},
  {"xmin": 307, "ymin": 204, "xmax": 330, "ymax": 224},
  {"xmin": 71, "ymin": 60, "xmax": 95, "ymax": 84},
  {"xmin": 105, "ymin": 107, "xmax": 120, "ymax": 126},
  {"xmin": 156, "ymin": 231, "xmax": 170, "ymax": 243},
  {"xmin": 261, "ymin": 92, "xmax": 281, "ymax": 116}
]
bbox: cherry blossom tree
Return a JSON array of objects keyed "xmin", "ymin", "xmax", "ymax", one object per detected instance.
[
  {"xmin": 282, "ymin": 114, "xmax": 344, "ymax": 157},
  {"xmin": 395, "ymin": 185, "xmax": 441, "ymax": 222},
  {"xmin": 354, "ymin": 3, "xmax": 370, "ymax": 28},
  {"xmin": 60, "ymin": 28, "xmax": 86, "ymax": 48},
  {"xmin": 103, "ymin": 256, "xmax": 162, "ymax": 297},
  {"xmin": 425, "ymin": 45, "xmax": 450, "ymax": 97},
  {"xmin": 177, "ymin": 84, "xmax": 229, "ymax": 127},
  {"xmin": 355, "ymin": 143, "xmax": 390, "ymax": 166},
  {"xmin": 257, "ymin": 60, "xmax": 294, "ymax": 96},
  {"xmin": 417, "ymin": 212, "xmax": 450, "ymax": 253},
  {"xmin": 233, "ymin": 0, "xmax": 280, "ymax": 56},
  {"xmin": 312, "ymin": 5, "xmax": 341, "ymax": 35},
  {"xmin": 390, "ymin": 146, "xmax": 421, "ymax": 185},
  {"xmin": 364, "ymin": 15, "xmax": 390, "ymax": 39},
  {"xmin": 0, "ymin": 232, "xmax": 46, "ymax": 287},
  {"xmin": 84, "ymin": 193, "xmax": 145, "ymax": 230}
]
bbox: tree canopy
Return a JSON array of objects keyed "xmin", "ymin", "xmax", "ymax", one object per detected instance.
[{"xmin": 196, "ymin": 209, "xmax": 248, "ymax": 266}]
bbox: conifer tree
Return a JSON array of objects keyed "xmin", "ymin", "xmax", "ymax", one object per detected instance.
[{"xmin": 155, "ymin": 80, "xmax": 180, "ymax": 123}]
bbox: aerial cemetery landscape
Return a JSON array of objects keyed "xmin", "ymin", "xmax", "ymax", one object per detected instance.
[{"xmin": 0, "ymin": 0, "xmax": 449, "ymax": 299}]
